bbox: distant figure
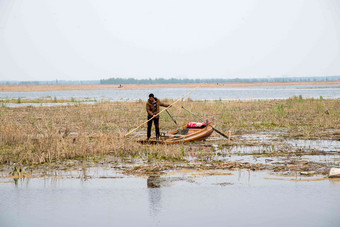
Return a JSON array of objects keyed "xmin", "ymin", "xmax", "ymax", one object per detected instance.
[
  {"xmin": 146, "ymin": 93, "xmax": 171, "ymax": 140},
  {"xmin": 118, "ymin": 84, "xmax": 122, "ymax": 88}
]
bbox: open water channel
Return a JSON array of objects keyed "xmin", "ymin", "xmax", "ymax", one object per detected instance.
[{"xmin": 1, "ymin": 168, "xmax": 340, "ymax": 227}]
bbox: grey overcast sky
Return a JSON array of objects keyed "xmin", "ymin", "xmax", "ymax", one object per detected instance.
[{"xmin": 0, "ymin": 0, "xmax": 340, "ymax": 81}]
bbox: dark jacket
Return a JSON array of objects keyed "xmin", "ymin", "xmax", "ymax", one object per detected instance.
[{"xmin": 146, "ymin": 98, "xmax": 169, "ymax": 118}]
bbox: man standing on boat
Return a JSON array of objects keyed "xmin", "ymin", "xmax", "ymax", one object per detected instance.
[{"xmin": 146, "ymin": 93, "xmax": 171, "ymax": 140}]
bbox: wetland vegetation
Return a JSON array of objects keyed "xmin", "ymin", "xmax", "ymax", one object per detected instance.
[
  {"xmin": 0, "ymin": 97, "xmax": 339, "ymax": 170},
  {"xmin": 0, "ymin": 96, "xmax": 95, "ymax": 105}
]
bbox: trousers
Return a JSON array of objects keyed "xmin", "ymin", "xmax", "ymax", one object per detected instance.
[{"xmin": 147, "ymin": 116, "xmax": 160, "ymax": 139}]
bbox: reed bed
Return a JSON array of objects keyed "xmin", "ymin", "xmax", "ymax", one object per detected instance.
[{"xmin": 0, "ymin": 98, "xmax": 339, "ymax": 165}]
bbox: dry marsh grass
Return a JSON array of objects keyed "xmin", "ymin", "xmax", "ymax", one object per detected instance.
[
  {"xmin": 0, "ymin": 98, "xmax": 339, "ymax": 165},
  {"xmin": 0, "ymin": 97, "xmax": 94, "ymax": 104}
]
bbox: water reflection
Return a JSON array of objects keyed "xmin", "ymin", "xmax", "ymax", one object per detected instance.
[
  {"xmin": 329, "ymin": 178, "xmax": 340, "ymax": 184},
  {"xmin": 147, "ymin": 174, "xmax": 163, "ymax": 218},
  {"xmin": 81, "ymin": 167, "xmax": 88, "ymax": 181},
  {"xmin": 13, "ymin": 177, "xmax": 18, "ymax": 186},
  {"xmin": 237, "ymin": 169, "xmax": 251, "ymax": 186},
  {"xmin": 147, "ymin": 175, "xmax": 162, "ymax": 188}
]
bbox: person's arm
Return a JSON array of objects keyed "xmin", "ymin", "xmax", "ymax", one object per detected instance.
[
  {"xmin": 146, "ymin": 103, "xmax": 154, "ymax": 116},
  {"xmin": 159, "ymin": 100, "xmax": 171, "ymax": 107}
]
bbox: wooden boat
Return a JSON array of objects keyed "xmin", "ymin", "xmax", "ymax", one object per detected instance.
[
  {"xmin": 138, "ymin": 123, "xmax": 215, "ymax": 144},
  {"xmin": 329, "ymin": 168, "xmax": 340, "ymax": 178}
]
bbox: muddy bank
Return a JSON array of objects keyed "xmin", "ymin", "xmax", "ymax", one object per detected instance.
[
  {"xmin": 0, "ymin": 158, "xmax": 337, "ymax": 186},
  {"xmin": 1, "ymin": 81, "xmax": 340, "ymax": 92}
]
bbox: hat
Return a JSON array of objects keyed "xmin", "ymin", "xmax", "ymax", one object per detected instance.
[{"xmin": 149, "ymin": 93, "xmax": 154, "ymax": 98}]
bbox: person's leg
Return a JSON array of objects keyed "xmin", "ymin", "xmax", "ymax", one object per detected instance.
[
  {"xmin": 154, "ymin": 117, "xmax": 160, "ymax": 139},
  {"xmin": 147, "ymin": 116, "xmax": 152, "ymax": 139}
]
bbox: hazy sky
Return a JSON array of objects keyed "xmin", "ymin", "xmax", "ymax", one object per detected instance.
[{"xmin": 0, "ymin": 0, "xmax": 339, "ymax": 81}]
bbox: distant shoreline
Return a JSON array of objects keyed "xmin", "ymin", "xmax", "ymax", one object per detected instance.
[{"xmin": 0, "ymin": 80, "xmax": 339, "ymax": 92}]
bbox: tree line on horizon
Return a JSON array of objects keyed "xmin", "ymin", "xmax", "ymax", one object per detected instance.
[
  {"xmin": 1, "ymin": 76, "xmax": 339, "ymax": 85},
  {"xmin": 100, "ymin": 76, "xmax": 340, "ymax": 84}
]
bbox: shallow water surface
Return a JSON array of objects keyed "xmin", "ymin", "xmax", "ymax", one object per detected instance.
[
  {"xmin": 1, "ymin": 168, "xmax": 340, "ymax": 227},
  {"xmin": 223, "ymin": 133, "xmax": 340, "ymax": 154},
  {"xmin": 1, "ymin": 84, "xmax": 339, "ymax": 106}
]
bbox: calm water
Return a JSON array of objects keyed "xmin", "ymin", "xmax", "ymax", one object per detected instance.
[
  {"xmin": 1, "ymin": 85, "xmax": 340, "ymax": 102},
  {"xmin": 1, "ymin": 169, "xmax": 340, "ymax": 227}
]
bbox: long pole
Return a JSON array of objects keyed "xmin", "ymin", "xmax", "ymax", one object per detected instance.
[
  {"xmin": 124, "ymin": 86, "xmax": 200, "ymax": 137},
  {"xmin": 181, "ymin": 106, "xmax": 230, "ymax": 139},
  {"xmin": 165, "ymin": 109, "xmax": 178, "ymax": 126}
]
